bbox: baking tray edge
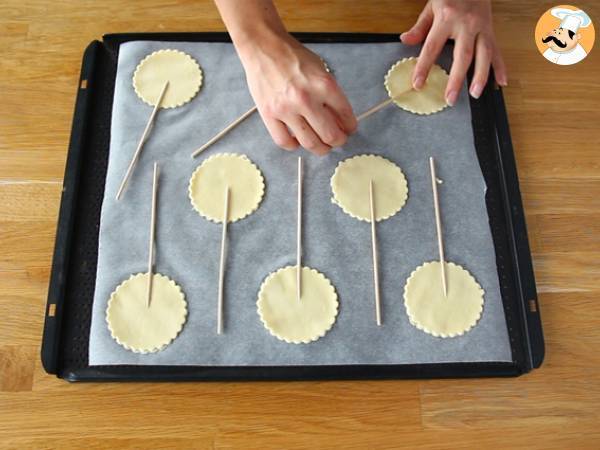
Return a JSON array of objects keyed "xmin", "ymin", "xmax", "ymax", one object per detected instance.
[{"xmin": 41, "ymin": 32, "xmax": 543, "ymax": 380}]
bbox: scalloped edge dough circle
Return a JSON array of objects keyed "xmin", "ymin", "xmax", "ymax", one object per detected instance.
[
  {"xmin": 188, "ymin": 153, "xmax": 265, "ymax": 223},
  {"xmin": 257, "ymin": 266, "xmax": 339, "ymax": 344},
  {"xmin": 106, "ymin": 272, "xmax": 188, "ymax": 353},
  {"xmin": 331, "ymin": 154, "xmax": 408, "ymax": 222},
  {"xmin": 133, "ymin": 49, "xmax": 203, "ymax": 108},
  {"xmin": 403, "ymin": 261, "xmax": 484, "ymax": 338},
  {"xmin": 384, "ymin": 57, "xmax": 449, "ymax": 115}
]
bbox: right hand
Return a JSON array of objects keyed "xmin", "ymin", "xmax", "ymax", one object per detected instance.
[
  {"xmin": 239, "ymin": 32, "xmax": 357, "ymax": 155},
  {"xmin": 400, "ymin": 0, "xmax": 507, "ymax": 104}
]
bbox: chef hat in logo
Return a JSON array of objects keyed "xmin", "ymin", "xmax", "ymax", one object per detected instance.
[{"xmin": 551, "ymin": 7, "xmax": 592, "ymax": 33}]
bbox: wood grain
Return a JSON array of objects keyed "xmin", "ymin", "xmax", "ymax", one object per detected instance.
[{"xmin": 1, "ymin": 0, "xmax": 600, "ymax": 448}]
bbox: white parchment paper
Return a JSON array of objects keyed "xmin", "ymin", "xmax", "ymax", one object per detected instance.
[{"xmin": 89, "ymin": 40, "xmax": 511, "ymax": 366}]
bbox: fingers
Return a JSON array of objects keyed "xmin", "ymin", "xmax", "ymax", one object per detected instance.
[
  {"xmin": 406, "ymin": 0, "xmax": 507, "ymax": 103},
  {"xmin": 445, "ymin": 33, "xmax": 475, "ymax": 106},
  {"xmin": 400, "ymin": 2, "xmax": 434, "ymax": 45},
  {"xmin": 299, "ymin": 75, "xmax": 356, "ymax": 149},
  {"xmin": 262, "ymin": 116, "xmax": 299, "ymax": 151},
  {"xmin": 321, "ymin": 80, "xmax": 357, "ymax": 134},
  {"xmin": 469, "ymin": 34, "xmax": 492, "ymax": 99},
  {"xmin": 412, "ymin": 21, "xmax": 449, "ymax": 90},
  {"xmin": 260, "ymin": 78, "xmax": 354, "ymax": 153},
  {"xmin": 491, "ymin": 45, "xmax": 508, "ymax": 86},
  {"xmin": 303, "ymin": 103, "xmax": 349, "ymax": 148},
  {"xmin": 286, "ymin": 115, "xmax": 331, "ymax": 156}
]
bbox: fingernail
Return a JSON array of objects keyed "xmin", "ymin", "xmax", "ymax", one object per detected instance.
[
  {"xmin": 499, "ymin": 77, "xmax": 508, "ymax": 87},
  {"xmin": 446, "ymin": 90, "xmax": 458, "ymax": 106},
  {"xmin": 470, "ymin": 83, "xmax": 483, "ymax": 99},
  {"xmin": 413, "ymin": 76, "xmax": 425, "ymax": 90}
]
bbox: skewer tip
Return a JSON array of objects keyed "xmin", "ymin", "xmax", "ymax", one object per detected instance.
[{"xmin": 441, "ymin": 262, "xmax": 448, "ymax": 298}]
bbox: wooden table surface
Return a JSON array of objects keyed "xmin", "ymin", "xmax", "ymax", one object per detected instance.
[{"xmin": 1, "ymin": 1, "xmax": 599, "ymax": 448}]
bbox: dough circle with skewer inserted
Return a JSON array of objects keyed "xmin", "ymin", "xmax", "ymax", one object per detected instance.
[
  {"xmin": 188, "ymin": 153, "xmax": 265, "ymax": 223},
  {"xmin": 133, "ymin": 49, "xmax": 203, "ymax": 108},
  {"xmin": 331, "ymin": 154, "xmax": 408, "ymax": 222},
  {"xmin": 106, "ymin": 272, "xmax": 187, "ymax": 353},
  {"xmin": 384, "ymin": 57, "xmax": 449, "ymax": 115},
  {"xmin": 403, "ymin": 261, "xmax": 484, "ymax": 338},
  {"xmin": 257, "ymin": 266, "xmax": 339, "ymax": 344}
]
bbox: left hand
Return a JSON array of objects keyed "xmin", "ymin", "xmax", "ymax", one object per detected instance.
[{"xmin": 400, "ymin": 0, "xmax": 508, "ymax": 105}]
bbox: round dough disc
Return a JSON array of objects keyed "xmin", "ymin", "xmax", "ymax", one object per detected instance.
[
  {"xmin": 257, "ymin": 266, "xmax": 339, "ymax": 344},
  {"xmin": 106, "ymin": 272, "xmax": 187, "ymax": 353},
  {"xmin": 189, "ymin": 153, "xmax": 265, "ymax": 223},
  {"xmin": 404, "ymin": 261, "xmax": 484, "ymax": 338},
  {"xmin": 133, "ymin": 49, "xmax": 203, "ymax": 108},
  {"xmin": 384, "ymin": 57, "xmax": 449, "ymax": 115},
  {"xmin": 331, "ymin": 154, "xmax": 408, "ymax": 222}
]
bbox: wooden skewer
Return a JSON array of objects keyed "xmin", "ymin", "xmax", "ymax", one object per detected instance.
[
  {"xmin": 297, "ymin": 156, "xmax": 303, "ymax": 303},
  {"xmin": 429, "ymin": 157, "xmax": 448, "ymax": 298},
  {"xmin": 357, "ymin": 98, "xmax": 395, "ymax": 122},
  {"xmin": 146, "ymin": 162, "xmax": 159, "ymax": 308},
  {"xmin": 217, "ymin": 185, "xmax": 230, "ymax": 334},
  {"xmin": 369, "ymin": 179, "xmax": 382, "ymax": 326},
  {"xmin": 356, "ymin": 86, "xmax": 414, "ymax": 122},
  {"xmin": 191, "ymin": 105, "xmax": 257, "ymax": 158},
  {"xmin": 116, "ymin": 80, "xmax": 169, "ymax": 200}
]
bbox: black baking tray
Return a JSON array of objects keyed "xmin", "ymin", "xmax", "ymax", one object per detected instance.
[{"xmin": 41, "ymin": 32, "xmax": 544, "ymax": 381}]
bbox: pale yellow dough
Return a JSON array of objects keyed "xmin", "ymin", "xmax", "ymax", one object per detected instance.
[
  {"xmin": 106, "ymin": 273, "xmax": 187, "ymax": 353},
  {"xmin": 331, "ymin": 154, "xmax": 408, "ymax": 222},
  {"xmin": 189, "ymin": 153, "xmax": 265, "ymax": 223},
  {"xmin": 384, "ymin": 57, "xmax": 449, "ymax": 115},
  {"xmin": 257, "ymin": 266, "xmax": 339, "ymax": 344},
  {"xmin": 133, "ymin": 49, "xmax": 203, "ymax": 108},
  {"xmin": 403, "ymin": 261, "xmax": 484, "ymax": 338}
]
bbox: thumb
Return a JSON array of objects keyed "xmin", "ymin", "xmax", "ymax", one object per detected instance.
[{"xmin": 400, "ymin": 3, "xmax": 433, "ymax": 45}]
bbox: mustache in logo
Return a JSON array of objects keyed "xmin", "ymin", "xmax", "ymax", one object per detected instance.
[{"xmin": 542, "ymin": 35, "xmax": 567, "ymax": 48}]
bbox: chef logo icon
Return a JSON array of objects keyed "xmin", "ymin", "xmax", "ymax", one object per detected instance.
[{"xmin": 535, "ymin": 5, "xmax": 595, "ymax": 65}]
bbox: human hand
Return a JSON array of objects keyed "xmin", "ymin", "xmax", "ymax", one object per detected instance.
[
  {"xmin": 400, "ymin": 0, "xmax": 508, "ymax": 105},
  {"xmin": 239, "ymin": 32, "xmax": 357, "ymax": 155}
]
